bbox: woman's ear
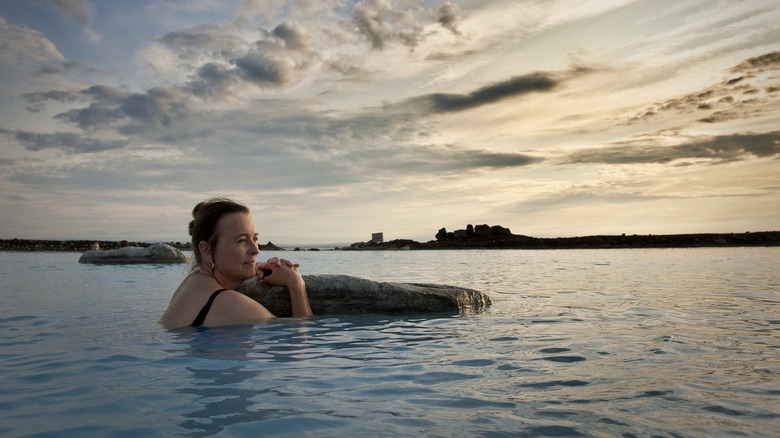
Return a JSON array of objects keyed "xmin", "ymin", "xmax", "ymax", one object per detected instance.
[{"xmin": 199, "ymin": 241, "xmax": 212, "ymax": 266}]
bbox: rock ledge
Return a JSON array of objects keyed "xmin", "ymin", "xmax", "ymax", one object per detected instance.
[
  {"xmin": 238, "ymin": 274, "xmax": 492, "ymax": 316},
  {"xmin": 78, "ymin": 243, "xmax": 189, "ymax": 264}
]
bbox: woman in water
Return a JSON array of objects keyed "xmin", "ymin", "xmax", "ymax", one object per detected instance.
[{"xmin": 159, "ymin": 198, "xmax": 312, "ymax": 328}]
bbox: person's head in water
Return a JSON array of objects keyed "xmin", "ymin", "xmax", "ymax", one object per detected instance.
[{"xmin": 188, "ymin": 197, "xmax": 251, "ymax": 272}]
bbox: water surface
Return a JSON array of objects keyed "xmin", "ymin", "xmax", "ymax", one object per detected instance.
[{"xmin": 1, "ymin": 248, "xmax": 778, "ymax": 437}]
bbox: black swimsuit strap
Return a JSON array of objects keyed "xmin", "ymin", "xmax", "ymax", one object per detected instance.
[{"xmin": 191, "ymin": 289, "xmax": 228, "ymax": 327}]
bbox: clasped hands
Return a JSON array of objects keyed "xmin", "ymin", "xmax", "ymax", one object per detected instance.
[{"xmin": 255, "ymin": 257, "xmax": 302, "ymax": 287}]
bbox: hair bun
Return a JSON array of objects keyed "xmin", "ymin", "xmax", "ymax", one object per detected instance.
[{"xmin": 192, "ymin": 201, "xmax": 207, "ymax": 218}]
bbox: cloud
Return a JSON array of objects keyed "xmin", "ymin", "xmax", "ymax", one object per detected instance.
[
  {"xmin": 387, "ymin": 146, "xmax": 541, "ymax": 172},
  {"xmin": 22, "ymin": 83, "xmax": 124, "ymax": 113},
  {"xmin": 437, "ymin": 2, "xmax": 461, "ymax": 35},
  {"xmin": 49, "ymin": 84, "xmax": 198, "ymax": 136},
  {"xmin": 730, "ymin": 50, "xmax": 780, "ymax": 74},
  {"xmin": 0, "ymin": 16, "xmax": 65, "ymax": 66},
  {"xmin": 623, "ymin": 50, "xmax": 780, "ymax": 126},
  {"xmin": 323, "ymin": 58, "xmax": 372, "ymax": 80},
  {"xmin": 22, "ymin": 90, "xmax": 84, "ymax": 112},
  {"xmin": 352, "ymin": 0, "xmax": 395, "ymax": 50},
  {"xmin": 159, "ymin": 23, "xmax": 248, "ymax": 61},
  {"xmin": 11, "ymin": 130, "xmax": 128, "ymax": 153},
  {"xmin": 34, "ymin": 59, "xmax": 88, "ymax": 76},
  {"xmin": 351, "ymin": 0, "xmax": 464, "ymax": 50},
  {"xmin": 157, "ymin": 19, "xmax": 317, "ymax": 92},
  {"xmin": 45, "ymin": 0, "xmax": 89, "ymax": 27},
  {"xmin": 36, "ymin": 19, "xmax": 322, "ymax": 140},
  {"xmin": 697, "ymin": 109, "xmax": 768, "ymax": 124},
  {"xmin": 44, "ymin": 0, "xmax": 100, "ymax": 43},
  {"xmin": 565, "ymin": 131, "xmax": 780, "ymax": 165},
  {"xmin": 410, "ymin": 72, "xmax": 558, "ymax": 113}
]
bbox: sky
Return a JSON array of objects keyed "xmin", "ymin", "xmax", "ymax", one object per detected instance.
[{"xmin": 0, "ymin": 0, "xmax": 778, "ymax": 245}]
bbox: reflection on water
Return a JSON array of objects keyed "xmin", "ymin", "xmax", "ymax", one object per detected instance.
[{"xmin": 167, "ymin": 315, "xmax": 476, "ymax": 437}]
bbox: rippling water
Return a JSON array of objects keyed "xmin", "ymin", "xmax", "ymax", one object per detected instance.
[{"xmin": 1, "ymin": 248, "xmax": 778, "ymax": 437}]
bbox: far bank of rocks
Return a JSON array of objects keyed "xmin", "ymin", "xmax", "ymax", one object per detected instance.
[
  {"xmin": 342, "ymin": 226, "xmax": 780, "ymax": 250},
  {"xmin": 0, "ymin": 238, "xmax": 191, "ymax": 252},
  {"xmin": 3, "ymin": 228, "xmax": 779, "ymax": 253}
]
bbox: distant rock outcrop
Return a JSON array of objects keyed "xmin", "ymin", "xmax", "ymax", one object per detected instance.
[
  {"xmin": 258, "ymin": 241, "xmax": 285, "ymax": 251},
  {"xmin": 78, "ymin": 243, "xmax": 189, "ymax": 264},
  {"xmin": 237, "ymin": 274, "xmax": 492, "ymax": 316}
]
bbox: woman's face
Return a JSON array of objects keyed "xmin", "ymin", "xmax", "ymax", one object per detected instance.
[{"xmin": 212, "ymin": 212, "xmax": 260, "ymax": 285}]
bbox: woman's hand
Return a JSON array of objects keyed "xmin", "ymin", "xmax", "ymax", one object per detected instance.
[
  {"xmin": 256, "ymin": 257, "xmax": 303, "ymax": 288},
  {"xmin": 256, "ymin": 257, "xmax": 312, "ymax": 317}
]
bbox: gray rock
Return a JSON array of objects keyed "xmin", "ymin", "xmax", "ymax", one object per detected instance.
[
  {"xmin": 237, "ymin": 274, "xmax": 492, "ymax": 316},
  {"xmin": 78, "ymin": 243, "xmax": 189, "ymax": 264}
]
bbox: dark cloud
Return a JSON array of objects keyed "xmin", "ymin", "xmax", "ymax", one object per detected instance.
[
  {"xmin": 159, "ymin": 23, "xmax": 247, "ymax": 60},
  {"xmin": 161, "ymin": 20, "xmax": 316, "ymax": 91},
  {"xmin": 337, "ymin": 143, "xmax": 541, "ymax": 176},
  {"xmin": 624, "ymin": 53, "xmax": 779, "ymax": 126},
  {"xmin": 726, "ymin": 76, "xmax": 744, "ymax": 85},
  {"xmin": 437, "ymin": 2, "xmax": 461, "ymax": 35},
  {"xmin": 234, "ymin": 51, "xmax": 298, "ymax": 86},
  {"xmin": 730, "ymin": 50, "xmax": 780, "ymax": 74},
  {"xmin": 565, "ymin": 131, "xmax": 780, "ymax": 165},
  {"xmin": 52, "ymin": 85, "xmax": 193, "ymax": 134},
  {"xmin": 35, "ymin": 59, "xmax": 87, "ymax": 76},
  {"xmin": 22, "ymin": 89, "xmax": 84, "ymax": 112},
  {"xmin": 81, "ymin": 84, "xmax": 124, "ymax": 102},
  {"xmin": 13, "ymin": 130, "xmax": 127, "ymax": 153},
  {"xmin": 432, "ymin": 148, "xmax": 541, "ymax": 171},
  {"xmin": 21, "ymin": 83, "xmax": 120, "ymax": 113},
  {"xmin": 272, "ymin": 20, "xmax": 316, "ymax": 53},
  {"xmin": 35, "ymin": 65, "xmax": 66, "ymax": 75},
  {"xmin": 187, "ymin": 62, "xmax": 239, "ymax": 97},
  {"xmin": 46, "ymin": 0, "xmax": 88, "ymax": 27},
  {"xmin": 697, "ymin": 109, "xmax": 768, "ymax": 124},
  {"xmin": 324, "ymin": 59, "xmax": 371, "ymax": 79},
  {"xmin": 54, "ymin": 102, "xmax": 121, "ymax": 129},
  {"xmin": 413, "ymin": 72, "xmax": 558, "ymax": 113},
  {"xmin": 425, "ymin": 49, "xmax": 478, "ymax": 62},
  {"xmin": 352, "ymin": 0, "xmax": 463, "ymax": 50}
]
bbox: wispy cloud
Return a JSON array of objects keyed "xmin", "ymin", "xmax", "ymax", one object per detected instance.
[
  {"xmin": 565, "ymin": 131, "xmax": 780, "ymax": 165},
  {"xmin": 0, "ymin": 16, "xmax": 64, "ymax": 65},
  {"xmin": 45, "ymin": 0, "xmax": 89, "ymax": 27}
]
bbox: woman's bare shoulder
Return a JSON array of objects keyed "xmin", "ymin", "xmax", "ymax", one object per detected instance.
[
  {"xmin": 159, "ymin": 272, "xmax": 221, "ymax": 326},
  {"xmin": 208, "ymin": 289, "xmax": 276, "ymax": 322}
]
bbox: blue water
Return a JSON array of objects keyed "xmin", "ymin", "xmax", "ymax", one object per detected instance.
[{"xmin": 1, "ymin": 248, "xmax": 778, "ymax": 437}]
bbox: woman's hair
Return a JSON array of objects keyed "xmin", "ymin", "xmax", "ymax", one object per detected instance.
[{"xmin": 189, "ymin": 197, "xmax": 250, "ymax": 270}]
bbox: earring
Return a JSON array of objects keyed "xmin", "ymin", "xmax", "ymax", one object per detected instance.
[{"xmin": 210, "ymin": 262, "xmax": 215, "ymax": 270}]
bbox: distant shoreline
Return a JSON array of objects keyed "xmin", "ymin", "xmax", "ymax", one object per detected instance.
[
  {"xmin": 342, "ymin": 231, "xmax": 780, "ymax": 251},
  {"xmin": 0, "ymin": 239, "xmax": 192, "ymax": 252},
  {"xmin": 1, "ymin": 231, "xmax": 779, "ymax": 252}
]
